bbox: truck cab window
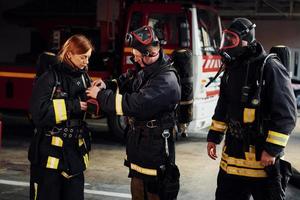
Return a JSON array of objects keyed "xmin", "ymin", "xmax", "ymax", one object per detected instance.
[
  {"xmin": 197, "ymin": 8, "xmax": 221, "ymax": 55},
  {"xmin": 148, "ymin": 13, "xmax": 186, "ymax": 47}
]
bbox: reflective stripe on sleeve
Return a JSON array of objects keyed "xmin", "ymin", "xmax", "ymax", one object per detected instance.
[
  {"xmin": 53, "ymin": 99, "xmax": 67, "ymax": 124},
  {"xmin": 51, "ymin": 136, "xmax": 63, "ymax": 147},
  {"xmin": 266, "ymin": 130, "xmax": 289, "ymax": 147},
  {"xmin": 34, "ymin": 183, "xmax": 38, "ymax": 200},
  {"xmin": 83, "ymin": 153, "xmax": 89, "ymax": 168},
  {"xmin": 112, "ymin": 79, "xmax": 124, "ymax": 115},
  {"xmin": 210, "ymin": 120, "xmax": 227, "ymax": 133},
  {"xmin": 115, "ymin": 93, "xmax": 124, "ymax": 115},
  {"xmin": 130, "ymin": 163, "xmax": 157, "ymax": 176},
  {"xmin": 46, "ymin": 156, "xmax": 59, "ymax": 169}
]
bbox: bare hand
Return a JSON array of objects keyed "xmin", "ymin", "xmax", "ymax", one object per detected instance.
[
  {"xmin": 86, "ymin": 86, "xmax": 101, "ymax": 99},
  {"xmin": 207, "ymin": 142, "xmax": 218, "ymax": 160},
  {"xmin": 80, "ymin": 101, "xmax": 87, "ymax": 111},
  {"xmin": 92, "ymin": 78, "xmax": 106, "ymax": 89},
  {"xmin": 260, "ymin": 150, "xmax": 275, "ymax": 167}
]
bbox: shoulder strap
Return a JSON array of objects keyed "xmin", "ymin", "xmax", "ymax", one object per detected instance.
[
  {"xmin": 251, "ymin": 53, "xmax": 278, "ymax": 106},
  {"xmin": 49, "ymin": 67, "xmax": 62, "ymax": 100},
  {"xmin": 150, "ymin": 62, "xmax": 181, "ymax": 85}
]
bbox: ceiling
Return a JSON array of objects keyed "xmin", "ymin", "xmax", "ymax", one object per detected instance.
[{"xmin": 211, "ymin": 0, "xmax": 300, "ymax": 20}]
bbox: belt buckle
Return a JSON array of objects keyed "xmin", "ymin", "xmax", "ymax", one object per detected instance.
[
  {"xmin": 49, "ymin": 126, "xmax": 62, "ymax": 135},
  {"xmin": 146, "ymin": 120, "xmax": 158, "ymax": 128}
]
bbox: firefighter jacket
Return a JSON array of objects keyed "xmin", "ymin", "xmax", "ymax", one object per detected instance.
[
  {"xmin": 29, "ymin": 62, "xmax": 91, "ymax": 177},
  {"xmin": 207, "ymin": 42, "xmax": 297, "ymax": 179},
  {"xmin": 97, "ymin": 50, "xmax": 181, "ymax": 180}
]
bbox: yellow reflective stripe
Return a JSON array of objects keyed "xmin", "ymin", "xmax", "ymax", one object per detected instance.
[
  {"xmin": 46, "ymin": 156, "xmax": 59, "ymax": 169},
  {"xmin": 266, "ymin": 130, "xmax": 289, "ymax": 147},
  {"xmin": 51, "ymin": 136, "xmax": 63, "ymax": 147},
  {"xmin": 112, "ymin": 79, "xmax": 124, "ymax": 115},
  {"xmin": 34, "ymin": 183, "xmax": 38, "ymax": 200},
  {"xmin": 243, "ymin": 108, "xmax": 255, "ymax": 123},
  {"xmin": 83, "ymin": 154, "xmax": 89, "ymax": 168},
  {"xmin": 222, "ymin": 155, "xmax": 264, "ymax": 169},
  {"xmin": 115, "ymin": 93, "xmax": 124, "ymax": 115},
  {"xmin": 220, "ymin": 162, "xmax": 267, "ymax": 178},
  {"xmin": 53, "ymin": 99, "xmax": 67, "ymax": 124},
  {"xmin": 222, "ymin": 151, "xmax": 263, "ymax": 169},
  {"xmin": 130, "ymin": 163, "xmax": 157, "ymax": 176},
  {"xmin": 210, "ymin": 120, "xmax": 227, "ymax": 132},
  {"xmin": 79, "ymin": 138, "xmax": 84, "ymax": 147},
  {"xmin": 245, "ymin": 152, "xmax": 256, "ymax": 161},
  {"xmin": 220, "ymin": 147, "xmax": 267, "ymax": 178}
]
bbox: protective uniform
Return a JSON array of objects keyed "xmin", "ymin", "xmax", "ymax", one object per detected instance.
[
  {"xmin": 29, "ymin": 61, "xmax": 91, "ymax": 200},
  {"xmin": 207, "ymin": 18, "xmax": 297, "ymax": 200},
  {"xmin": 97, "ymin": 26, "xmax": 181, "ymax": 199}
]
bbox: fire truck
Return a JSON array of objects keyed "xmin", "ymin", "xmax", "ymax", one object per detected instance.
[{"xmin": 0, "ymin": 0, "xmax": 222, "ymax": 140}]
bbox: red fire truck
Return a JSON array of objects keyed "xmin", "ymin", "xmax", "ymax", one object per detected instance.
[{"xmin": 0, "ymin": 0, "xmax": 222, "ymax": 140}]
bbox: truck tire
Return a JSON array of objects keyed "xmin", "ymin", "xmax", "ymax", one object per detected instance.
[{"xmin": 107, "ymin": 114, "xmax": 128, "ymax": 142}]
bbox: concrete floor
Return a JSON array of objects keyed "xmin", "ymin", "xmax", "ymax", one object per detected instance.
[{"xmin": 0, "ymin": 119, "xmax": 300, "ymax": 200}]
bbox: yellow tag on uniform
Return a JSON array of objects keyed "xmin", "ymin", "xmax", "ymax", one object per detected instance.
[{"xmin": 243, "ymin": 108, "xmax": 255, "ymax": 123}]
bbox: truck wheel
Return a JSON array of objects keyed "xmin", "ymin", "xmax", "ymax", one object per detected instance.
[{"xmin": 107, "ymin": 114, "xmax": 128, "ymax": 142}]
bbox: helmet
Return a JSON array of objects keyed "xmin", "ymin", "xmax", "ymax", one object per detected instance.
[
  {"xmin": 125, "ymin": 26, "xmax": 160, "ymax": 56},
  {"xmin": 219, "ymin": 18, "xmax": 256, "ymax": 63},
  {"xmin": 220, "ymin": 18, "xmax": 256, "ymax": 50}
]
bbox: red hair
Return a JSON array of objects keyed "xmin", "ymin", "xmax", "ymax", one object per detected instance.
[{"xmin": 57, "ymin": 34, "xmax": 94, "ymax": 63}]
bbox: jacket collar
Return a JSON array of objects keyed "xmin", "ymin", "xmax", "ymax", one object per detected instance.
[
  {"xmin": 142, "ymin": 49, "xmax": 171, "ymax": 79},
  {"xmin": 58, "ymin": 62, "xmax": 87, "ymax": 77}
]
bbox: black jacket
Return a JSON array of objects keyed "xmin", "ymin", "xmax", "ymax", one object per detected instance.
[
  {"xmin": 29, "ymin": 62, "xmax": 91, "ymax": 175},
  {"xmin": 97, "ymin": 51, "xmax": 181, "ymax": 120},
  {"xmin": 30, "ymin": 63, "xmax": 90, "ymax": 128},
  {"xmin": 207, "ymin": 43, "xmax": 297, "ymax": 178}
]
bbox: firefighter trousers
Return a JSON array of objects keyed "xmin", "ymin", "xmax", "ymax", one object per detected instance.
[
  {"xmin": 30, "ymin": 164, "xmax": 84, "ymax": 200},
  {"xmin": 215, "ymin": 169, "xmax": 268, "ymax": 200}
]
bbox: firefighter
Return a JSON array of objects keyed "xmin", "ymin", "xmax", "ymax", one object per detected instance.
[
  {"xmin": 206, "ymin": 18, "xmax": 297, "ymax": 200},
  {"xmin": 86, "ymin": 26, "xmax": 181, "ymax": 200},
  {"xmin": 29, "ymin": 34, "xmax": 94, "ymax": 200}
]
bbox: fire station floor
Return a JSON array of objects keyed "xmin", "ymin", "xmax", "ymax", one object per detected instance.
[{"xmin": 0, "ymin": 118, "xmax": 300, "ymax": 200}]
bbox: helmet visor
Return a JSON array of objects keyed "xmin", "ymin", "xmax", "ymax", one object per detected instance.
[
  {"xmin": 131, "ymin": 26, "xmax": 154, "ymax": 46},
  {"xmin": 220, "ymin": 29, "xmax": 240, "ymax": 50}
]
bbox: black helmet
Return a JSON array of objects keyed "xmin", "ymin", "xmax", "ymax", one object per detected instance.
[
  {"xmin": 219, "ymin": 18, "xmax": 256, "ymax": 63},
  {"xmin": 228, "ymin": 18, "xmax": 256, "ymax": 44},
  {"xmin": 220, "ymin": 18, "xmax": 256, "ymax": 51},
  {"xmin": 125, "ymin": 26, "xmax": 160, "ymax": 56}
]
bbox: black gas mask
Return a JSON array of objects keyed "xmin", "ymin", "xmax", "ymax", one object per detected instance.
[
  {"xmin": 219, "ymin": 18, "xmax": 256, "ymax": 63},
  {"xmin": 125, "ymin": 26, "xmax": 161, "ymax": 57}
]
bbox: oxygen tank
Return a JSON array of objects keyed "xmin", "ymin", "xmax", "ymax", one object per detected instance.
[
  {"xmin": 269, "ymin": 45, "xmax": 291, "ymax": 73},
  {"xmin": 172, "ymin": 48, "xmax": 193, "ymax": 124}
]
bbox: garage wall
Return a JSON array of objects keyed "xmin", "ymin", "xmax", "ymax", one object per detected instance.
[
  {"xmin": 0, "ymin": 0, "xmax": 31, "ymax": 63},
  {"xmin": 255, "ymin": 20, "xmax": 300, "ymax": 51}
]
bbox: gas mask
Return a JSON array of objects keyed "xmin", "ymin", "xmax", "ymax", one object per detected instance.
[
  {"xmin": 125, "ymin": 26, "xmax": 160, "ymax": 57},
  {"xmin": 219, "ymin": 18, "xmax": 256, "ymax": 63}
]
